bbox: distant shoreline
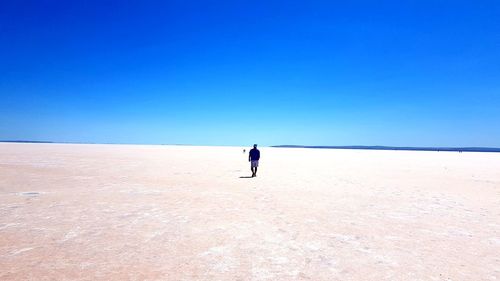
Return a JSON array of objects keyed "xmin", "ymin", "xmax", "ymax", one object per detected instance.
[
  {"xmin": 272, "ymin": 145, "xmax": 500, "ymax": 153},
  {"xmin": 0, "ymin": 140, "xmax": 193, "ymax": 146},
  {"xmin": 0, "ymin": 140, "xmax": 55, "ymax": 144},
  {"xmin": 1, "ymin": 141, "xmax": 499, "ymax": 153}
]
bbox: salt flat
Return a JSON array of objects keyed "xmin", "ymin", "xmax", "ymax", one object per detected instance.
[{"xmin": 0, "ymin": 143, "xmax": 499, "ymax": 280}]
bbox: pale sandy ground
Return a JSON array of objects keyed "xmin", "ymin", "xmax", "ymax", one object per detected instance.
[{"xmin": 0, "ymin": 143, "xmax": 499, "ymax": 281}]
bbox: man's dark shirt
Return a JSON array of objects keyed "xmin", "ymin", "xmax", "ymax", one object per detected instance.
[{"xmin": 249, "ymin": 148, "xmax": 260, "ymax": 160}]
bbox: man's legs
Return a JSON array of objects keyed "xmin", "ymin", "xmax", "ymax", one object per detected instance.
[{"xmin": 250, "ymin": 161, "xmax": 258, "ymax": 177}]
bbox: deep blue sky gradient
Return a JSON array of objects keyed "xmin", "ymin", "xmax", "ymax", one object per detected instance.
[{"xmin": 1, "ymin": 1, "xmax": 499, "ymax": 146}]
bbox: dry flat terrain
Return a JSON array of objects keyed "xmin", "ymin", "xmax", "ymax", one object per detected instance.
[{"xmin": 0, "ymin": 143, "xmax": 499, "ymax": 280}]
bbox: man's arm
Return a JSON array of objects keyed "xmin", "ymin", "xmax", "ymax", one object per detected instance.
[{"xmin": 248, "ymin": 151, "xmax": 251, "ymax": 162}]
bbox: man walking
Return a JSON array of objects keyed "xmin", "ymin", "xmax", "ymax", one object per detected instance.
[{"xmin": 249, "ymin": 144, "xmax": 260, "ymax": 177}]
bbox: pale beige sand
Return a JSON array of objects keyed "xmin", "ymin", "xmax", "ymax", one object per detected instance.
[{"xmin": 0, "ymin": 143, "xmax": 499, "ymax": 280}]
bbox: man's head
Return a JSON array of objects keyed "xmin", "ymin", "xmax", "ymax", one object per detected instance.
[{"xmin": 253, "ymin": 144, "xmax": 257, "ymax": 149}]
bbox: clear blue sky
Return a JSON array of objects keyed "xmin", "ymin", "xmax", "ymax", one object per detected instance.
[{"xmin": 1, "ymin": 1, "xmax": 499, "ymax": 147}]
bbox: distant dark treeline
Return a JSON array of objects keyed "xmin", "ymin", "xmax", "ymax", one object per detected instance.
[
  {"xmin": 0, "ymin": 140, "xmax": 54, "ymax": 143},
  {"xmin": 272, "ymin": 145, "xmax": 500, "ymax": 153},
  {"xmin": 2, "ymin": 141, "xmax": 499, "ymax": 152}
]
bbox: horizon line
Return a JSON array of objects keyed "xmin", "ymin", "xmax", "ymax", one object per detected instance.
[{"xmin": 1, "ymin": 140, "xmax": 500, "ymax": 153}]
